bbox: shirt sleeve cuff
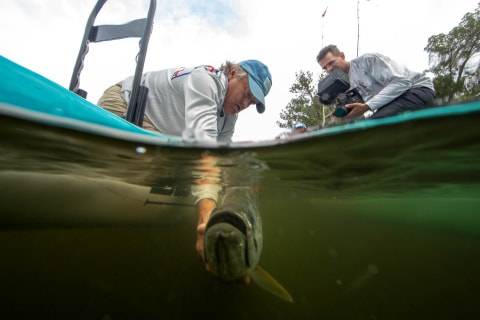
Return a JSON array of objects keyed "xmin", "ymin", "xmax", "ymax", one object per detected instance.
[
  {"xmin": 365, "ymin": 100, "xmax": 380, "ymax": 111},
  {"xmin": 191, "ymin": 183, "xmax": 222, "ymax": 204}
]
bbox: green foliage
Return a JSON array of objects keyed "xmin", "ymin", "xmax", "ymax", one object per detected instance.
[
  {"xmin": 277, "ymin": 71, "xmax": 337, "ymax": 129},
  {"xmin": 425, "ymin": 3, "xmax": 480, "ymax": 102}
]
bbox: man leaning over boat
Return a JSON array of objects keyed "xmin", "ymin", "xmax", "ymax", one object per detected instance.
[
  {"xmin": 97, "ymin": 59, "xmax": 272, "ymax": 269},
  {"xmin": 97, "ymin": 59, "xmax": 272, "ymax": 143}
]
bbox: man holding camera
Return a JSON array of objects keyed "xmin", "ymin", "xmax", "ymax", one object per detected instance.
[{"xmin": 316, "ymin": 45, "xmax": 435, "ymax": 120}]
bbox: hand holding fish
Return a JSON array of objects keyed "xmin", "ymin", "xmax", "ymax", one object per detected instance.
[{"xmin": 196, "ymin": 198, "xmax": 216, "ymax": 265}]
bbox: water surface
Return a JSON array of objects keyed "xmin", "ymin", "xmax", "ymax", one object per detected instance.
[{"xmin": 1, "ymin": 111, "xmax": 479, "ymax": 319}]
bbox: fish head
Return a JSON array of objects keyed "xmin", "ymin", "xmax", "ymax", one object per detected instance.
[{"xmin": 204, "ymin": 208, "xmax": 260, "ymax": 281}]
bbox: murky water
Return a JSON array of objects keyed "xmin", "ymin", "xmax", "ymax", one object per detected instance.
[{"xmin": 1, "ymin": 112, "xmax": 480, "ymax": 319}]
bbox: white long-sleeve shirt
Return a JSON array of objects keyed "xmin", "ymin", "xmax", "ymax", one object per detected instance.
[
  {"xmin": 348, "ymin": 53, "xmax": 435, "ymax": 111},
  {"xmin": 121, "ymin": 66, "xmax": 237, "ymax": 142}
]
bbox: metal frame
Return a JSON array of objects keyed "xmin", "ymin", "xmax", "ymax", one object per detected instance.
[{"xmin": 69, "ymin": 0, "xmax": 156, "ymax": 126}]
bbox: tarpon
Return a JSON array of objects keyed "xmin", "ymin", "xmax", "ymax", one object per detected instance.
[{"xmin": 204, "ymin": 187, "xmax": 293, "ymax": 303}]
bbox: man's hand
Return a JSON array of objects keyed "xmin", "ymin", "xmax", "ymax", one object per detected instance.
[
  {"xmin": 344, "ymin": 102, "xmax": 370, "ymax": 120},
  {"xmin": 195, "ymin": 198, "xmax": 216, "ymax": 266}
]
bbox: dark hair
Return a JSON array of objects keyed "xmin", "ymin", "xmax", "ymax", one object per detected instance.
[{"xmin": 316, "ymin": 44, "xmax": 341, "ymax": 63}]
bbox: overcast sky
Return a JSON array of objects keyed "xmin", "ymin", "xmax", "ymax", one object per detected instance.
[{"xmin": 1, "ymin": 0, "xmax": 478, "ymax": 141}]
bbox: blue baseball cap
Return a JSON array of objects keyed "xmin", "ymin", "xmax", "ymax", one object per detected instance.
[{"xmin": 239, "ymin": 60, "xmax": 272, "ymax": 113}]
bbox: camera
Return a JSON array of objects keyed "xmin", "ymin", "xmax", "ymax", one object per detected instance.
[{"xmin": 317, "ymin": 69, "xmax": 363, "ymax": 117}]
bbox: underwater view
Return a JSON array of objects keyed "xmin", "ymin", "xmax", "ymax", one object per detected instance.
[{"xmin": 1, "ymin": 104, "xmax": 479, "ymax": 318}]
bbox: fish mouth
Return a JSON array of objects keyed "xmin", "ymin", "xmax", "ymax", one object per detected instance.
[
  {"xmin": 204, "ymin": 212, "xmax": 249, "ymax": 281},
  {"xmin": 207, "ymin": 210, "xmax": 247, "ymax": 236}
]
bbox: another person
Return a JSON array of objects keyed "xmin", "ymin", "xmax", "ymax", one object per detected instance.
[
  {"xmin": 275, "ymin": 122, "xmax": 308, "ymax": 139},
  {"xmin": 98, "ymin": 60, "xmax": 272, "ymax": 142},
  {"xmin": 316, "ymin": 45, "xmax": 435, "ymax": 120},
  {"xmin": 292, "ymin": 122, "xmax": 307, "ymax": 134}
]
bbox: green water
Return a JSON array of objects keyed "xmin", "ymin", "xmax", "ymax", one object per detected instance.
[{"xmin": 1, "ymin": 112, "xmax": 480, "ymax": 319}]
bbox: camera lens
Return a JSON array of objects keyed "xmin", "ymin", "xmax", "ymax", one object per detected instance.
[{"xmin": 334, "ymin": 106, "xmax": 349, "ymax": 117}]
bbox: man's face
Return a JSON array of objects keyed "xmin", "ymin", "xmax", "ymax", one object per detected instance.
[
  {"xmin": 319, "ymin": 51, "xmax": 348, "ymax": 73},
  {"xmin": 223, "ymin": 70, "xmax": 257, "ymax": 115}
]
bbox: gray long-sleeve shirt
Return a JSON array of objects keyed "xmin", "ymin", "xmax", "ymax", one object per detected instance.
[
  {"xmin": 121, "ymin": 66, "xmax": 237, "ymax": 142},
  {"xmin": 348, "ymin": 53, "xmax": 435, "ymax": 111}
]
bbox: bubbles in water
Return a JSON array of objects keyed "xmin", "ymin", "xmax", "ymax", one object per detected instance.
[{"xmin": 135, "ymin": 146, "xmax": 147, "ymax": 155}]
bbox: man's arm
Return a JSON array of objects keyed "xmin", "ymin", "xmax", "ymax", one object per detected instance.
[
  {"xmin": 191, "ymin": 154, "xmax": 222, "ymax": 264},
  {"xmin": 183, "ymin": 70, "xmax": 221, "ymax": 141},
  {"xmin": 362, "ymin": 54, "xmax": 414, "ymax": 111},
  {"xmin": 195, "ymin": 198, "xmax": 216, "ymax": 264}
]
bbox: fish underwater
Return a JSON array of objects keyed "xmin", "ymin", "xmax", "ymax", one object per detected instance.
[{"xmin": 204, "ymin": 187, "xmax": 293, "ymax": 303}]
